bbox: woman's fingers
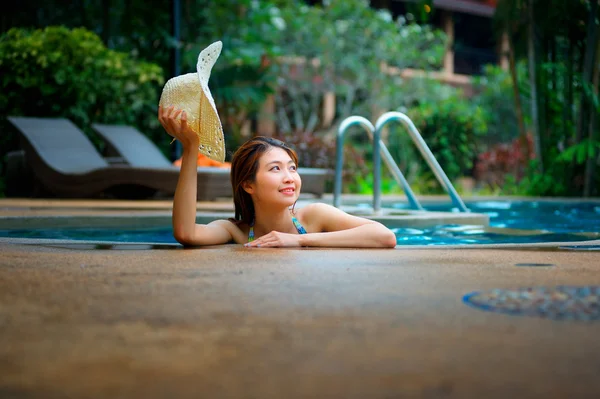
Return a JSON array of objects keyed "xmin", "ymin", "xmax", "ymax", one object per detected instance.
[
  {"xmin": 158, "ymin": 105, "xmax": 174, "ymax": 126},
  {"xmin": 166, "ymin": 108, "xmax": 181, "ymax": 132},
  {"xmin": 157, "ymin": 106, "xmax": 201, "ymax": 148},
  {"xmin": 180, "ymin": 111, "xmax": 189, "ymax": 131},
  {"xmin": 158, "ymin": 105, "xmax": 168, "ymax": 125},
  {"xmin": 172, "ymin": 108, "xmax": 182, "ymax": 124},
  {"xmin": 166, "ymin": 105, "xmax": 175, "ymax": 118},
  {"xmin": 245, "ymin": 232, "xmax": 291, "ymax": 248}
]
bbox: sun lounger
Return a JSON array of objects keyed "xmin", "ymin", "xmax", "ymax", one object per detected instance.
[
  {"xmin": 91, "ymin": 123, "xmax": 231, "ymax": 200},
  {"xmin": 92, "ymin": 124, "xmax": 183, "ymax": 169},
  {"xmin": 92, "ymin": 123, "xmax": 331, "ymax": 198},
  {"xmin": 7, "ymin": 116, "xmax": 229, "ymax": 200}
]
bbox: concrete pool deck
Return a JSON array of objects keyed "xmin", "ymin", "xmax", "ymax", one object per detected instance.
[{"xmin": 1, "ymin": 196, "xmax": 599, "ymax": 398}]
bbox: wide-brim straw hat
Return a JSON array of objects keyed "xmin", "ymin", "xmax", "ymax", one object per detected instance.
[{"xmin": 159, "ymin": 41, "xmax": 225, "ymax": 162}]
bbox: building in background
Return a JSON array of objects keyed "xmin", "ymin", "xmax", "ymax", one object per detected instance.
[
  {"xmin": 373, "ymin": 0, "xmax": 501, "ymax": 75},
  {"xmin": 307, "ymin": 0, "xmax": 504, "ymax": 78}
]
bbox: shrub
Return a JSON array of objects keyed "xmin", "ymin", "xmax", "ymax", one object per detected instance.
[
  {"xmin": 474, "ymin": 134, "xmax": 534, "ymax": 190},
  {"xmin": 472, "ymin": 64, "xmax": 526, "ymax": 147},
  {"xmin": 407, "ymin": 90, "xmax": 488, "ymax": 183}
]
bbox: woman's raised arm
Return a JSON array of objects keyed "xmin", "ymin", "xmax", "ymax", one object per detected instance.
[{"xmin": 158, "ymin": 106, "xmax": 233, "ymax": 246}]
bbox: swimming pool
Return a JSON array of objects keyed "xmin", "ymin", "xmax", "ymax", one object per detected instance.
[{"xmin": 1, "ymin": 200, "xmax": 599, "ymax": 246}]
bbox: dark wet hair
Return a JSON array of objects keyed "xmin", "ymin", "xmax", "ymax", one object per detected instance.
[{"xmin": 230, "ymin": 136, "xmax": 299, "ymax": 225}]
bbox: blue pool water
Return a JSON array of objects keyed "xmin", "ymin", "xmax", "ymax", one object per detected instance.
[
  {"xmin": 389, "ymin": 200, "xmax": 600, "ymax": 246},
  {"xmin": 401, "ymin": 200, "xmax": 600, "ymax": 233},
  {"xmin": 1, "ymin": 201, "xmax": 599, "ymax": 246}
]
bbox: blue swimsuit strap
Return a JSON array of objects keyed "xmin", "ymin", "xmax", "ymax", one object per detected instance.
[
  {"xmin": 248, "ymin": 216, "xmax": 307, "ymax": 242},
  {"xmin": 292, "ymin": 216, "xmax": 307, "ymax": 234}
]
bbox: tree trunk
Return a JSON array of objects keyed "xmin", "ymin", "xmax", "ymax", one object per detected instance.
[
  {"xmin": 102, "ymin": 0, "xmax": 111, "ymax": 48},
  {"xmin": 79, "ymin": 0, "xmax": 88, "ymax": 29},
  {"xmin": 563, "ymin": 34, "xmax": 574, "ymax": 142},
  {"xmin": 507, "ymin": 33, "xmax": 527, "ymax": 140},
  {"xmin": 548, "ymin": 35, "xmax": 557, "ymax": 143},
  {"xmin": 575, "ymin": 0, "xmax": 599, "ymax": 145},
  {"xmin": 583, "ymin": 32, "xmax": 600, "ymax": 197},
  {"xmin": 123, "ymin": 0, "xmax": 132, "ymax": 35},
  {"xmin": 538, "ymin": 36, "xmax": 547, "ymax": 149},
  {"xmin": 527, "ymin": 0, "xmax": 542, "ymax": 172}
]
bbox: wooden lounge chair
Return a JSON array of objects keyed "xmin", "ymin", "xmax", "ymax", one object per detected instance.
[
  {"xmin": 7, "ymin": 116, "xmax": 229, "ymax": 200},
  {"xmin": 92, "ymin": 123, "xmax": 331, "ymax": 198}
]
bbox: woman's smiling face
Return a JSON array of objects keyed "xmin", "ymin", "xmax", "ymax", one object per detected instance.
[{"xmin": 244, "ymin": 147, "xmax": 302, "ymax": 207}]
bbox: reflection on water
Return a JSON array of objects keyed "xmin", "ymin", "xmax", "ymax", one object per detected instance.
[
  {"xmin": 33, "ymin": 243, "xmax": 182, "ymax": 250},
  {"xmin": 1, "ymin": 227, "xmax": 179, "ymax": 244},
  {"xmin": 391, "ymin": 225, "xmax": 599, "ymax": 246}
]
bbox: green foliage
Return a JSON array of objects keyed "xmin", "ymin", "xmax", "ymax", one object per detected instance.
[
  {"xmin": 178, "ymin": 0, "xmax": 288, "ymax": 150},
  {"xmin": 346, "ymin": 171, "xmax": 406, "ymax": 196},
  {"xmin": 472, "ymin": 63, "xmax": 528, "ymax": 146},
  {"xmin": 265, "ymin": 0, "xmax": 448, "ymax": 193},
  {"xmin": 193, "ymin": 0, "xmax": 288, "ymax": 66},
  {"xmin": 0, "ymin": 26, "xmax": 164, "ymax": 145},
  {"xmin": 3, "ymin": 0, "xmax": 173, "ymax": 69},
  {"xmin": 363, "ymin": 78, "xmax": 467, "ymax": 194},
  {"xmin": 272, "ymin": 0, "xmax": 447, "ymax": 131},
  {"xmin": 493, "ymin": 0, "xmax": 600, "ymax": 197},
  {"xmin": 499, "ymin": 160, "xmax": 567, "ymax": 197},
  {"xmin": 407, "ymin": 90, "xmax": 488, "ymax": 181},
  {"xmin": 558, "ymin": 139, "xmax": 600, "ymax": 165}
]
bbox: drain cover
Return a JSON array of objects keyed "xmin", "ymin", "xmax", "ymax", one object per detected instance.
[{"xmin": 463, "ymin": 286, "xmax": 600, "ymax": 321}]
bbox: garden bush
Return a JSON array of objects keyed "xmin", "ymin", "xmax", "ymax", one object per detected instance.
[
  {"xmin": 407, "ymin": 89, "xmax": 488, "ymax": 185},
  {"xmin": 474, "ymin": 134, "xmax": 534, "ymax": 191},
  {"xmin": 471, "ymin": 64, "xmax": 528, "ymax": 147}
]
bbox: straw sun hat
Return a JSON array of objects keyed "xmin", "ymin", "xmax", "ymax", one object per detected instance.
[{"xmin": 159, "ymin": 41, "xmax": 225, "ymax": 162}]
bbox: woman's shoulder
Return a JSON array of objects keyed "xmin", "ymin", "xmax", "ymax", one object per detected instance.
[
  {"xmin": 295, "ymin": 202, "xmax": 334, "ymax": 216},
  {"xmin": 294, "ymin": 202, "xmax": 337, "ymax": 229}
]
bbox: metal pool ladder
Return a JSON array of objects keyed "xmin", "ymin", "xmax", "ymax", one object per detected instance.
[{"xmin": 333, "ymin": 111, "xmax": 469, "ymax": 213}]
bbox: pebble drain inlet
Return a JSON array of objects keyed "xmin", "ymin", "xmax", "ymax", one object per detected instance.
[{"xmin": 463, "ymin": 286, "xmax": 600, "ymax": 321}]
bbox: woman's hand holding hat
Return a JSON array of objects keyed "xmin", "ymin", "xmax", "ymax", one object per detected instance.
[{"xmin": 158, "ymin": 41, "xmax": 225, "ymax": 162}]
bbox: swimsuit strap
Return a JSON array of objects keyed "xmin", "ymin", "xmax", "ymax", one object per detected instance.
[
  {"xmin": 291, "ymin": 216, "xmax": 307, "ymax": 234},
  {"xmin": 248, "ymin": 216, "xmax": 307, "ymax": 243},
  {"xmin": 248, "ymin": 223, "xmax": 255, "ymax": 242}
]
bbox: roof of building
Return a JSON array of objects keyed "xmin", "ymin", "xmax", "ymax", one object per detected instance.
[{"xmin": 395, "ymin": 0, "xmax": 497, "ymax": 17}]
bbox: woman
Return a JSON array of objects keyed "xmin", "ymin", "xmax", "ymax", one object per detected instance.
[{"xmin": 159, "ymin": 105, "xmax": 397, "ymax": 248}]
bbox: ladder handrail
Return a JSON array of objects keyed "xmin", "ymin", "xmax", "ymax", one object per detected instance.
[
  {"xmin": 334, "ymin": 116, "xmax": 424, "ymax": 211},
  {"xmin": 374, "ymin": 112, "xmax": 469, "ymax": 213}
]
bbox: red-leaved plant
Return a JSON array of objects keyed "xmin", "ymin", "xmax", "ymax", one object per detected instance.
[{"xmin": 474, "ymin": 134, "xmax": 535, "ymax": 189}]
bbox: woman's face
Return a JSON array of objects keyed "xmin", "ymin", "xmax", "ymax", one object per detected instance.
[{"xmin": 244, "ymin": 147, "xmax": 301, "ymax": 207}]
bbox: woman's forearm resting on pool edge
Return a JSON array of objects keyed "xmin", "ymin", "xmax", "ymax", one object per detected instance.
[
  {"xmin": 298, "ymin": 223, "xmax": 397, "ymax": 248},
  {"xmin": 244, "ymin": 222, "xmax": 397, "ymax": 248}
]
